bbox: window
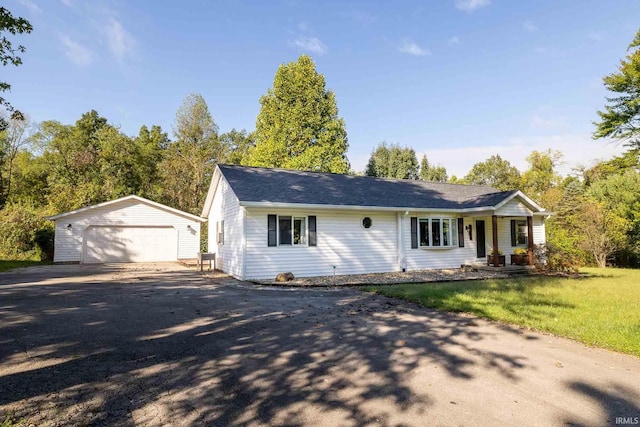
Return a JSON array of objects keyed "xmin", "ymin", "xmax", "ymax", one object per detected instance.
[
  {"xmin": 294, "ymin": 217, "xmax": 306, "ymax": 245},
  {"xmin": 516, "ymin": 220, "xmax": 527, "ymax": 245},
  {"xmin": 279, "ymin": 216, "xmax": 292, "ymax": 245},
  {"xmin": 268, "ymin": 214, "xmax": 317, "ymax": 247},
  {"xmin": 418, "ymin": 217, "xmax": 458, "ymax": 248}
]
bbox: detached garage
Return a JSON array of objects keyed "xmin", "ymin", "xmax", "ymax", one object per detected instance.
[{"xmin": 47, "ymin": 195, "xmax": 205, "ymax": 263}]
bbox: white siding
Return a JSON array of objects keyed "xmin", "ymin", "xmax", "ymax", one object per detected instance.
[
  {"xmin": 488, "ymin": 216, "xmax": 547, "ymax": 258},
  {"xmin": 496, "ymin": 198, "xmax": 533, "ymax": 217},
  {"xmin": 208, "ymin": 176, "xmax": 244, "ymax": 278},
  {"xmin": 404, "ymin": 214, "xmax": 479, "ymax": 270},
  {"xmin": 244, "ymin": 209, "xmax": 397, "ymax": 280},
  {"xmin": 53, "ymin": 200, "xmax": 201, "ymax": 263},
  {"xmin": 534, "ymin": 216, "xmax": 546, "ymax": 246}
]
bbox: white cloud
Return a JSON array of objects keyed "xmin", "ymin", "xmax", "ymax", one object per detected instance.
[
  {"xmin": 60, "ymin": 34, "xmax": 92, "ymax": 66},
  {"xmin": 523, "ymin": 21, "xmax": 537, "ymax": 32},
  {"xmin": 588, "ymin": 32, "xmax": 605, "ymax": 41},
  {"xmin": 455, "ymin": 0, "xmax": 491, "ymax": 12},
  {"xmin": 417, "ymin": 135, "xmax": 626, "ymax": 178},
  {"xmin": 534, "ymin": 47, "xmax": 548, "ymax": 54},
  {"xmin": 399, "ymin": 40, "xmax": 430, "ymax": 56},
  {"xmin": 105, "ymin": 18, "xmax": 135, "ymax": 63},
  {"xmin": 18, "ymin": 0, "xmax": 42, "ymax": 14},
  {"xmin": 60, "ymin": 0, "xmax": 72, "ymax": 6},
  {"xmin": 448, "ymin": 36, "xmax": 461, "ymax": 45},
  {"xmin": 291, "ymin": 36, "xmax": 327, "ymax": 56}
]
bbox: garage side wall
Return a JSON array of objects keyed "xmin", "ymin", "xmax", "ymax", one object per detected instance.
[
  {"xmin": 53, "ymin": 200, "xmax": 201, "ymax": 262},
  {"xmin": 208, "ymin": 176, "xmax": 244, "ymax": 278}
]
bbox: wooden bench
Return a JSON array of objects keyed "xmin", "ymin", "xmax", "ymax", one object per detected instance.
[{"xmin": 197, "ymin": 252, "xmax": 216, "ymax": 272}]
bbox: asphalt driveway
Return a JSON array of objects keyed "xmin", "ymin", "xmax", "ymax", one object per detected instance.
[{"xmin": 0, "ymin": 263, "xmax": 638, "ymax": 426}]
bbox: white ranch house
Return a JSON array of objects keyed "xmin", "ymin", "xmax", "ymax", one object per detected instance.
[{"xmin": 202, "ymin": 165, "xmax": 550, "ymax": 280}]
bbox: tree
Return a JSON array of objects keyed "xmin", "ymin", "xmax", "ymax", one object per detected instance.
[
  {"xmin": 160, "ymin": 94, "xmax": 223, "ymax": 214},
  {"xmin": 133, "ymin": 125, "xmax": 169, "ymax": 199},
  {"xmin": 246, "ymin": 55, "xmax": 349, "ymax": 173},
  {"xmin": 221, "ymin": 128, "xmax": 254, "ymax": 165},
  {"xmin": 521, "ymin": 149, "xmax": 563, "ymax": 204},
  {"xmin": 578, "ymin": 199, "xmax": 627, "ymax": 268},
  {"xmin": 419, "ymin": 155, "xmax": 447, "ymax": 182},
  {"xmin": 463, "ymin": 154, "xmax": 521, "ymax": 190},
  {"xmin": 593, "ymin": 28, "xmax": 640, "ymax": 148},
  {"xmin": 587, "ymin": 170, "xmax": 640, "ymax": 266},
  {"xmin": 0, "ymin": 7, "xmax": 33, "ymax": 125},
  {"xmin": 0, "ymin": 113, "xmax": 33, "ymax": 207},
  {"xmin": 365, "ymin": 142, "xmax": 419, "ymax": 179}
]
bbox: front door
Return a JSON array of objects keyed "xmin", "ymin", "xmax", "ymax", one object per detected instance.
[{"xmin": 476, "ymin": 220, "xmax": 486, "ymax": 258}]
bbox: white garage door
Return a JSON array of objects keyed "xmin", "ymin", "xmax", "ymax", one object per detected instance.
[{"xmin": 84, "ymin": 226, "xmax": 178, "ymax": 263}]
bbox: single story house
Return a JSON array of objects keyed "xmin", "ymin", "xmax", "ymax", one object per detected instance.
[
  {"xmin": 48, "ymin": 195, "xmax": 205, "ymax": 263},
  {"xmin": 201, "ymin": 164, "xmax": 550, "ymax": 280}
]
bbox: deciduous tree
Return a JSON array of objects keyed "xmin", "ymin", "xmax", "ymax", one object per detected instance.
[
  {"xmin": 0, "ymin": 7, "xmax": 33, "ymax": 124},
  {"xmin": 419, "ymin": 155, "xmax": 447, "ymax": 182},
  {"xmin": 463, "ymin": 154, "xmax": 521, "ymax": 190},
  {"xmin": 365, "ymin": 142, "xmax": 419, "ymax": 179},
  {"xmin": 246, "ymin": 55, "xmax": 349, "ymax": 173},
  {"xmin": 160, "ymin": 94, "xmax": 223, "ymax": 214}
]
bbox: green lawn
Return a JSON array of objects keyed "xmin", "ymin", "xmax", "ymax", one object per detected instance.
[
  {"xmin": 0, "ymin": 259, "xmax": 46, "ymax": 273},
  {"xmin": 365, "ymin": 268, "xmax": 640, "ymax": 357}
]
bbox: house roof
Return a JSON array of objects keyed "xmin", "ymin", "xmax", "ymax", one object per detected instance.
[
  {"xmin": 212, "ymin": 164, "xmax": 546, "ymax": 213},
  {"xmin": 47, "ymin": 195, "xmax": 207, "ymax": 222}
]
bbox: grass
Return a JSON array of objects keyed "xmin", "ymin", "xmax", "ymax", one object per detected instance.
[
  {"xmin": 365, "ymin": 268, "xmax": 640, "ymax": 357},
  {"xmin": 0, "ymin": 259, "xmax": 48, "ymax": 272}
]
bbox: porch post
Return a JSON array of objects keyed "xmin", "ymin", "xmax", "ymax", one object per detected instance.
[
  {"xmin": 491, "ymin": 215, "xmax": 499, "ymax": 267},
  {"xmin": 527, "ymin": 216, "xmax": 534, "ymax": 266}
]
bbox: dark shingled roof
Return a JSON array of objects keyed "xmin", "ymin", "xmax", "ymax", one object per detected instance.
[{"xmin": 218, "ymin": 165, "xmax": 518, "ymax": 210}]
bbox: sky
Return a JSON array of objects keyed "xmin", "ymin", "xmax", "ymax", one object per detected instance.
[{"xmin": 4, "ymin": 0, "xmax": 639, "ymax": 177}]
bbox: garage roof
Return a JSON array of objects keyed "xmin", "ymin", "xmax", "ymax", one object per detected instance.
[{"xmin": 47, "ymin": 195, "xmax": 206, "ymax": 222}]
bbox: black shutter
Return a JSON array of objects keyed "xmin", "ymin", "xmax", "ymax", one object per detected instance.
[
  {"xmin": 268, "ymin": 215, "xmax": 277, "ymax": 247},
  {"xmin": 411, "ymin": 217, "xmax": 418, "ymax": 249},
  {"xmin": 458, "ymin": 218, "xmax": 464, "ymax": 248},
  {"xmin": 308, "ymin": 216, "xmax": 317, "ymax": 247},
  {"xmin": 510, "ymin": 220, "xmax": 516, "ymax": 247}
]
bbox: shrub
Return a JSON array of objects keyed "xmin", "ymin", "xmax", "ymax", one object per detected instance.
[
  {"xmin": 535, "ymin": 242, "xmax": 580, "ymax": 273},
  {"xmin": 513, "ymin": 247, "xmax": 528, "ymax": 255},
  {"xmin": 0, "ymin": 203, "xmax": 52, "ymax": 260}
]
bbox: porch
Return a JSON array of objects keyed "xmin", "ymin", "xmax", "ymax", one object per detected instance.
[{"xmin": 470, "ymin": 214, "xmax": 537, "ymax": 268}]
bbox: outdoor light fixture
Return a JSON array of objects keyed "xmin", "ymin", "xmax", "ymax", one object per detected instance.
[
  {"xmin": 465, "ymin": 224, "xmax": 472, "ymax": 240},
  {"xmin": 66, "ymin": 224, "xmax": 72, "ymax": 230},
  {"xmin": 187, "ymin": 225, "xmax": 193, "ymax": 231}
]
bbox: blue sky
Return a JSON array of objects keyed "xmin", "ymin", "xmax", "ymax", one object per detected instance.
[{"xmin": 4, "ymin": 0, "xmax": 639, "ymax": 176}]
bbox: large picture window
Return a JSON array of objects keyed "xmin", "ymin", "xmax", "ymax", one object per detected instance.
[{"xmin": 419, "ymin": 217, "xmax": 458, "ymax": 248}]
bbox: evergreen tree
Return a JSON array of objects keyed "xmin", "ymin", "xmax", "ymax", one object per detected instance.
[{"xmin": 593, "ymin": 28, "xmax": 640, "ymax": 148}]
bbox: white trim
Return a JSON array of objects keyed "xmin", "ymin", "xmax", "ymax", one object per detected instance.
[
  {"xmin": 493, "ymin": 191, "xmax": 545, "ymax": 213},
  {"xmin": 47, "ymin": 195, "xmax": 206, "ymax": 222},
  {"xmin": 242, "ymin": 207, "xmax": 247, "ymax": 280},
  {"xmin": 201, "ymin": 166, "xmax": 222, "ymax": 218}
]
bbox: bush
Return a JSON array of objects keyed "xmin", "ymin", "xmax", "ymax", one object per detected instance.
[
  {"xmin": 0, "ymin": 203, "xmax": 53, "ymax": 260},
  {"xmin": 513, "ymin": 247, "xmax": 528, "ymax": 255},
  {"xmin": 535, "ymin": 242, "xmax": 580, "ymax": 273},
  {"xmin": 34, "ymin": 225, "xmax": 55, "ymax": 261}
]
